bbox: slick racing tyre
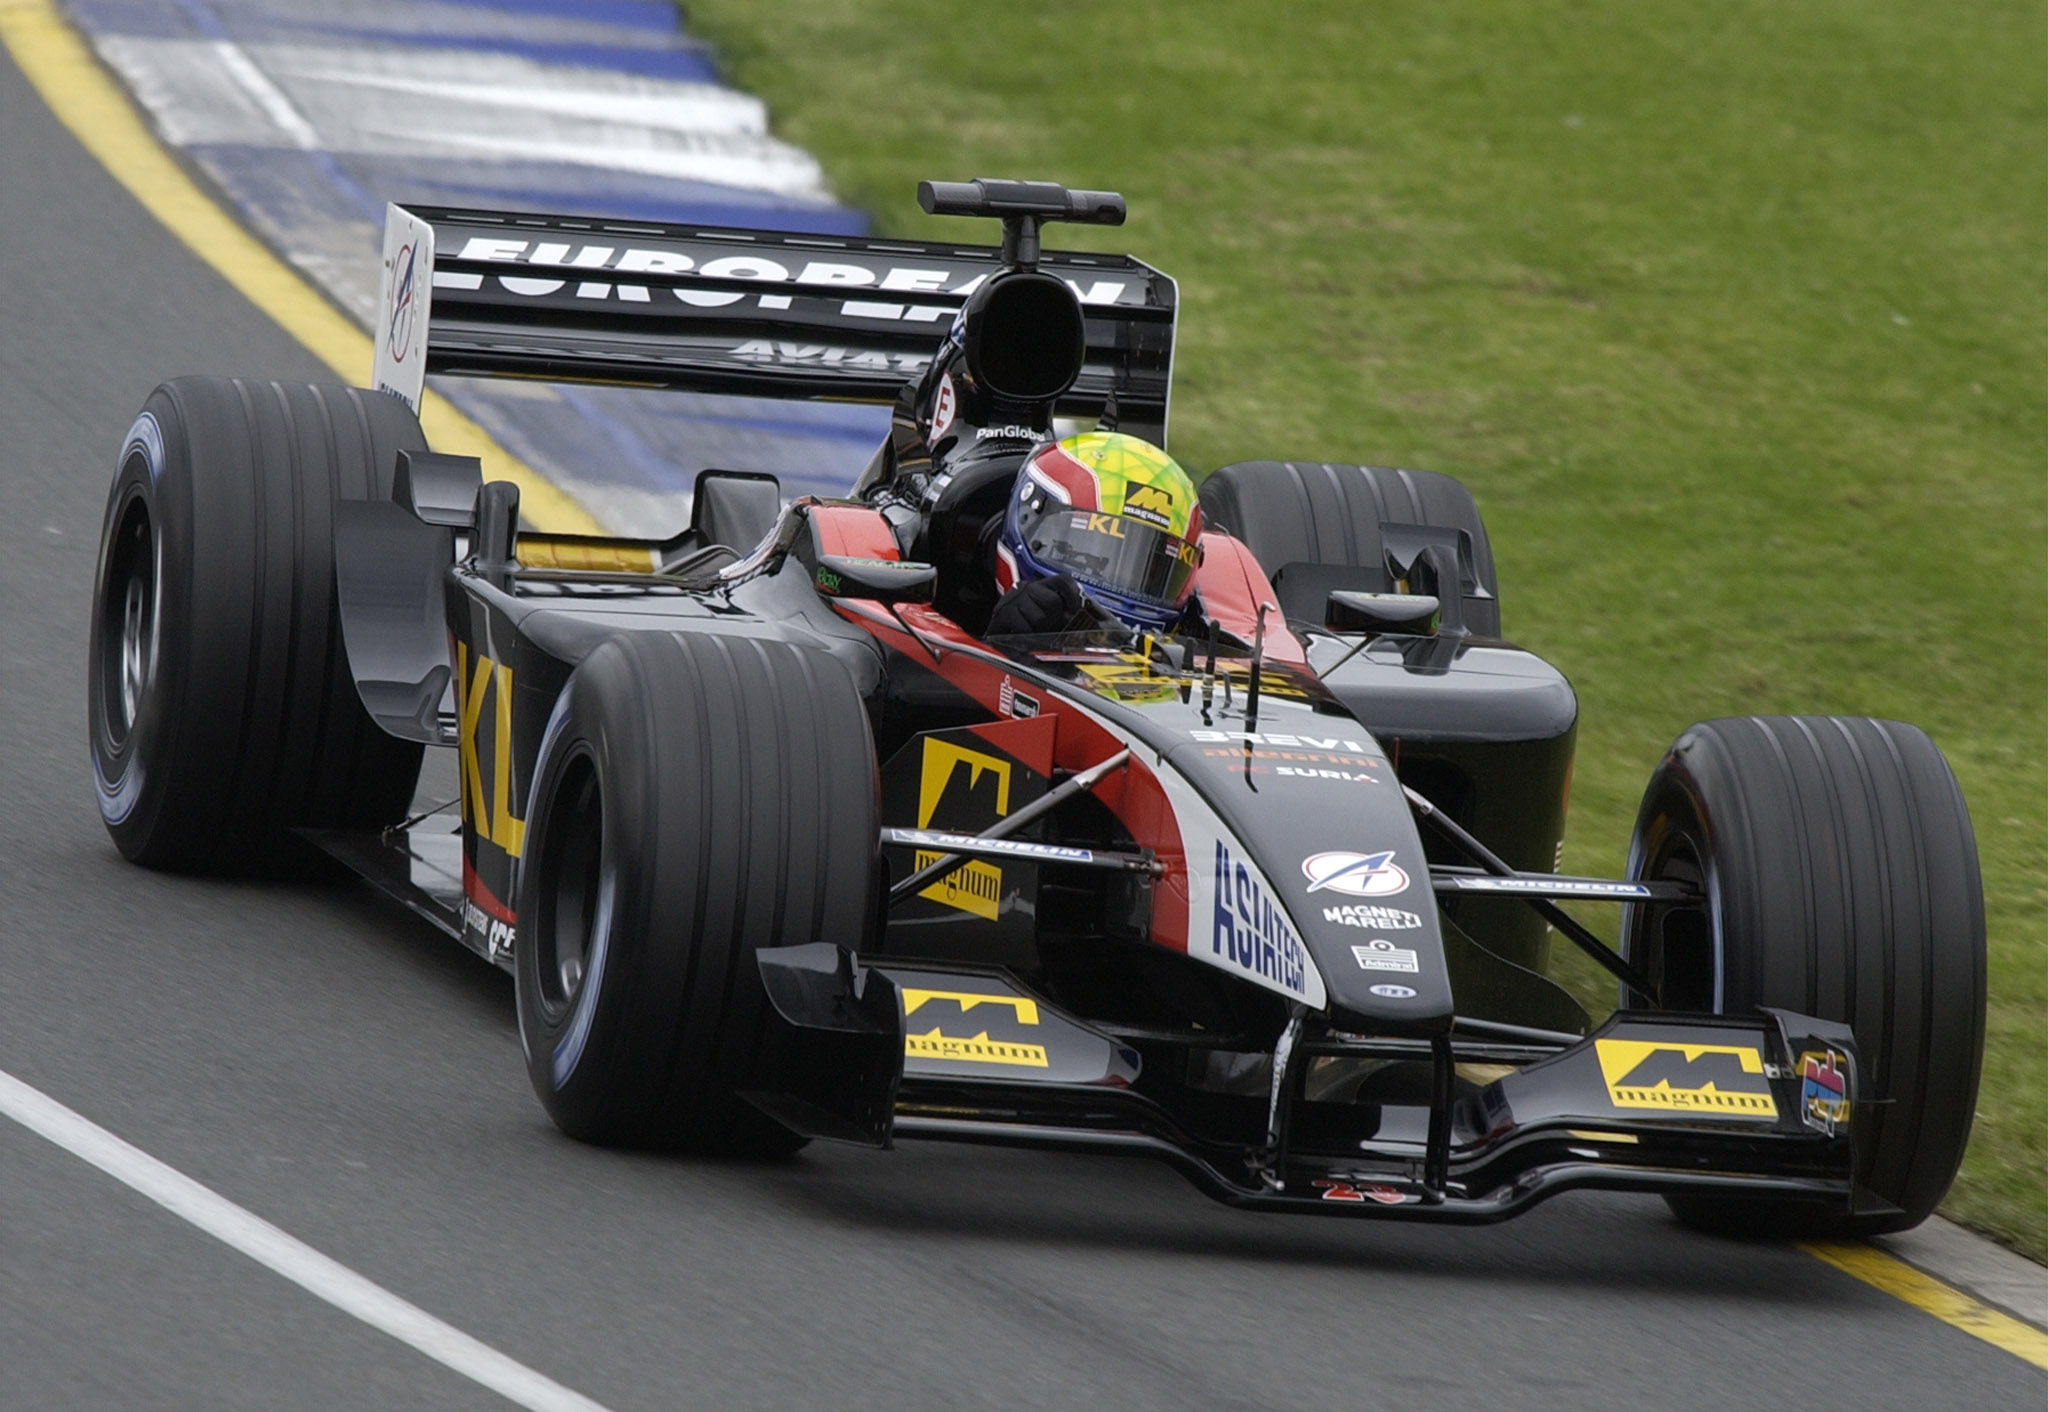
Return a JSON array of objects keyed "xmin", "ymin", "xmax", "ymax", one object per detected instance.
[
  {"xmin": 516, "ymin": 632, "xmax": 881, "ymax": 1153},
  {"xmin": 1622, "ymin": 716, "xmax": 1985, "ymax": 1237},
  {"xmin": 88, "ymin": 378, "xmax": 426, "ymax": 872},
  {"xmin": 1197, "ymin": 461, "xmax": 1500, "ymax": 635}
]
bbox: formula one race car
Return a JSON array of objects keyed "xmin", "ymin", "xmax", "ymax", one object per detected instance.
[{"xmin": 88, "ymin": 179, "xmax": 1985, "ymax": 1235}]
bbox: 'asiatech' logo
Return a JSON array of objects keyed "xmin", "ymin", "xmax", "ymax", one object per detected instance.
[{"xmin": 1212, "ymin": 841, "xmax": 1309, "ymax": 997}]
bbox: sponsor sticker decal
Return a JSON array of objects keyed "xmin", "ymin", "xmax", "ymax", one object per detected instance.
[
  {"xmin": 455, "ymin": 645, "xmax": 525, "ymax": 858},
  {"xmin": 1076, "ymin": 658, "xmax": 1179, "ymax": 705},
  {"xmin": 460, "ymin": 898, "xmax": 515, "ymax": 962},
  {"xmin": 1302, "ymin": 850, "xmax": 1410, "ymax": 897},
  {"xmin": 1122, "ymin": 482, "xmax": 1175, "ymax": 528},
  {"xmin": 731, "ymin": 339, "xmax": 930, "ymax": 372},
  {"xmin": 1322, "ymin": 903, "xmax": 1425, "ymax": 931},
  {"xmin": 1444, "ymin": 875, "xmax": 1653, "ymax": 899},
  {"xmin": 901, "ymin": 988, "xmax": 1047, "ymax": 1068},
  {"xmin": 1273, "ymin": 765, "xmax": 1383, "ymax": 786},
  {"xmin": 444, "ymin": 240, "xmax": 1136, "ymax": 306},
  {"xmin": 1368, "ymin": 984, "xmax": 1417, "ymax": 999},
  {"xmin": 387, "ymin": 241, "xmax": 418, "ymax": 363},
  {"xmin": 1212, "ymin": 840, "xmax": 1311, "ymax": 998},
  {"xmin": 1798, "ymin": 1047, "xmax": 1851, "ymax": 1136},
  {"xmin": 891, "ymin": 829, "xmax": 1093, "ymax": 864},
  {"xmin": 914, "ymin": 739, "xmax": 1011, "ymax": 921},
  {"xmin": 1314, "ymin": 1180, "xmax": 1416, "ymax": 1205},
  {"xmin": 930, "ymin": 372, "xmax": 957, "ymax": 440},
  {"xmin": 1351, "ymin": 939, "xmax": 1420, "ymax": 973},
  {"xmin": 1204, "ymin": 749, "xmax": 1384, "ymax": 778},
  {"xmin": 1189, "ymin": 729, "xmax": 1380, "ymax": 758},
  {"xmin": 1594, "ymin": 1039, "xmax": 1779, "ymax": 1119},
  {"xmin": 997, "ymin": 676, "xmax": 1040, "ymax": 719}
]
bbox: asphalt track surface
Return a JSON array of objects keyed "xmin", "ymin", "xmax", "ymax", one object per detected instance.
[{"xmin": 1, "ymin": 45, "xmax": 2042, "ymax": 1412}]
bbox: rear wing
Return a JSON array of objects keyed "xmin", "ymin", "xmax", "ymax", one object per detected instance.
[{"xmin": 372, "ymin": 202, "xmax": 1179, "ymax": 444}]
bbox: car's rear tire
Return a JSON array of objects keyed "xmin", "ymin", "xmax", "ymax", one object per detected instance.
[
  {"xmin": 1622, "ymin": 716, "xmax": 1985, "ymax": 1237},
  {"xmin": 1202, "ymin": 460, "xmax": 1553, "ymax": 967},
  {"xmin": 88, "ymin": 377, "xmax": 426, "ymax": 872},
  {"xmin": 1196, "ymin": 461, "xmax": 1501, "ymax": 634},
  {"xmin": 516, "ymin": 631, "xmax": 881, "ymax": 1153}
]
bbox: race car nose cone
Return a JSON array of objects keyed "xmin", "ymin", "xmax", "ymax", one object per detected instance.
[{"xmin": 1163, "ymin": 730, "xmax": 1456, "ymax": 1035}]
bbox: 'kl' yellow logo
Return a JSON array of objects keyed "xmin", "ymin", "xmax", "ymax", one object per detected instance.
[
  {"xmin": 914, "ymin": 740, "xmax": 1010, "ymax": 921},
  {"xmin": 456, "ymin": 643, "xmax": 525, "ymax": 857}
]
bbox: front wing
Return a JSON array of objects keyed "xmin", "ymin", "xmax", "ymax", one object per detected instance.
[{"xmin": 754, "ymin": 946, "xmax": 1865, "ymax": 1224}]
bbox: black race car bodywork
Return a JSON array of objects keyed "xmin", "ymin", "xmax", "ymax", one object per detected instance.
[
  {"xmin": 101, "ymin": 182, "xmax": 1982, "ymax": 1238},
  {"xmin": 303, "ymin": 187, "xmax": 1874, "ymax": 1224}
]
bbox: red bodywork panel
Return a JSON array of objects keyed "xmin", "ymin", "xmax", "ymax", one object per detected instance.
[
  {"xmin": 835, "ymin": 599, "xmax": 1191, "ymax": 954},
  {"xmin": 808, "ymin": 502, "xmax": 901, "ymax": 561},
  {"xmin": 821, "ymin": 512, "xmax": 1301, "ymax": 959},
  {"xmin": 1189, "ymin": 530, "xmax": 1305, "ymax": 667}
]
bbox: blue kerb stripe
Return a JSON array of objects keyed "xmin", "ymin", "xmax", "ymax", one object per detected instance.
[
  {"xmin": 188, "ymin": 144, "xmax": 388, "ymax": 226},
  {"xmin": 163, "ymin": 0, "xmax": 225, "ymax": 39},
  {"xmin": 678, "ymin": 408, "xmax": 890, "ymax": 445},
  {"xmin": 408, "ymin": 0, "xmax": 687, "ymax": 35},
  {"xmin": 257, "ymin": 21, "xmax": 722, "ymax": 82},
  {"xmin": 555, "ymin": 385, "xmax": 702, "ymax": 491},
  {"xmin": 59, "ymin": 0, "xmax": 882, "ymax": 510}
]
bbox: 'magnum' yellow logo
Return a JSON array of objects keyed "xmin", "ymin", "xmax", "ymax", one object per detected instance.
[
  {"xmin": 1122, "ymin": 482, "xmax": 1175, "ymax": 527},
  {"xmin": 915, "ymin": 740, "xmax": 1011, "ymax": 921},
  {"xmin": 900, "ymin": 988, "xmax": 1048, "ymax": 1068},
  {"xmin": 1595, "ymin": 1039, "xmax": 1778, "ymax": 1118}
]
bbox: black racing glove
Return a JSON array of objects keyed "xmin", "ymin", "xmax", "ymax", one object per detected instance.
[{"xmin": 987, "ymin": 573, "xmax": 1096, "ymax": 637}]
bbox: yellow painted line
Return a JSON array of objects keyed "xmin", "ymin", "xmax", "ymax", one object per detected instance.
[
  {"xmin": 1802, "ymin": 1241, "xmax": 2048, "ymax": 1372},
  {"xmin": 0, "ymin": 0, "xmax": 601, "ymax": 534}
]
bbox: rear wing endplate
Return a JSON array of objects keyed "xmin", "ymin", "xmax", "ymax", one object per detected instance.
[{"xmin": 371, "ymin": 202, "xmax": 1179, "ymax": 443}]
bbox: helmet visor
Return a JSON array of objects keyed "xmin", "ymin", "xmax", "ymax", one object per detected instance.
[{"xmin": 1021, "ymin": 508, "xmax": 1199, "ymax": 613}]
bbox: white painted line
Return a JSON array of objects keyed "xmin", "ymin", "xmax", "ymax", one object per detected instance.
[
  {"xmin": 288, "ymin": 66, "xmax": 771, "ymax": 136},
  {"xmin": 1878, "ymin": 1216, "xmax": 2048, "ymax": 1333},
  {"xmin": 371, "ymin": 128, "xmax": 826, "ymax": 197},
  {"xmin": 0, "ymin": 1067, "xmax": 614, "ymax": 1412},
  {"xmin": 210, "ymin": 39, "xmax": 320, "ymax": 150},
  {"xmin": 89, "ymin": 34, "xmax": 833, "ymax": 199}
]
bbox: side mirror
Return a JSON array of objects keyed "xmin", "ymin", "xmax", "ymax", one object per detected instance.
[
  {"xmin": 1326, "ymin": 589, "xmax": 1438, "ymax": 636},
  {"xmin": 812, "ymin": 553, "xmax": 937, "ymax": 604},
  {"xmin": 472, "ymin": 479, "xmax": 521, "ymax": 590}
]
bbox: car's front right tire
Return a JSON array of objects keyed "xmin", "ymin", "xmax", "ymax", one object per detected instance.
[
  {"xmin": 1623, "ymin": 715, "xmax": 1985, "ymax": 1237},
  {"xmin": 88, "ymin": 377, "xmax": 425, "ymax": 872}
]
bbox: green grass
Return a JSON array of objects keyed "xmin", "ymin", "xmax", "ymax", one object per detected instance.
[{"xmin": 681, "ymin": 0, "xmax": 2047, "ymax": 1256}]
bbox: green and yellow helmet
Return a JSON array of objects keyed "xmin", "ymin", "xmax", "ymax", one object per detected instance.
[{"xmin": 997, "ymin": 432, "xmax": 1204, "ymax": 630}]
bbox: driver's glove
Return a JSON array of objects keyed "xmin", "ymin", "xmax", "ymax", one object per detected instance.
[{"xmin": 988, "ymin": 573, "xmax": 1095, "ymax": 636}]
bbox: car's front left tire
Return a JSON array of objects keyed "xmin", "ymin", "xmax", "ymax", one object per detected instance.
[{"xmin": 515, "ymin": 630, "xmax": 881, "ymax": 1153}]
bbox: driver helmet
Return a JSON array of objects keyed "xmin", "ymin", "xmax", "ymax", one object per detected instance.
[{"xmin": 996, "ymin": 432, "xmax": 1204, "ymax": 631}]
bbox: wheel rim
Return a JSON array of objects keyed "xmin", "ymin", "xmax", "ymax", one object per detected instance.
[
  {"xmin": 534, "ymin": 753, "xmax": 605, "ymax": 1022},
  {"xmin": 98, "ymin": 491, "xmax": 158, "ymax": 750},
  {"xmin": 1631, "ymin": 826, "xmax": 1719, "ymax": 1013}
]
